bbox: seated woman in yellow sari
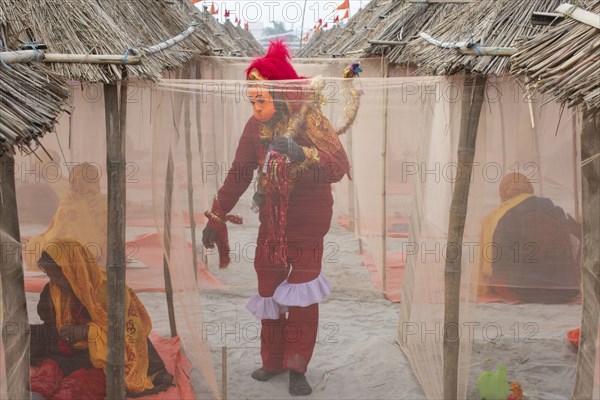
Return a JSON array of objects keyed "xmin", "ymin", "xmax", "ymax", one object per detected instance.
[
  {"xmin": 25, "ymin": 163, "xmax": 108, "ymax": 271},
  {"xmin": 29, "ymin": 238, "xmax": 173, "ymax": 399},
  {"xmin": 478, "ymin": 173, "xmax": 581, "ymax": 303}
]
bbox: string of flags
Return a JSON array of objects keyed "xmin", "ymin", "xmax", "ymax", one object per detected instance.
[
  {"xmin": 192, "ymin": 1, "xmax": 250, "ymax": 30},
  {"xmin": 194, "ymin": 0, "xmax": 353, "ymax": 39},
  {"xmin": 303, "ymin": 0, "xmax": 350, "ymax": 43}
]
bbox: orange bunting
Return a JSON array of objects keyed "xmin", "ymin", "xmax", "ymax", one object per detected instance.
[
  {"xmin": 342, "ymin": 9, "xmax": 349, "ymax": 19},
  {"xmin": 336, "ymin": 0, "xmax": 350, "ymax": 10}
]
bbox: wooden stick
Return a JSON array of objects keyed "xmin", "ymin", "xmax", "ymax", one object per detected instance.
[
  {"xmin": 194, "ymin": 61, "xmax": 209, "ymax": 267},
  {"xmin": 143, "ymin": 23, "xmax": 199, "ymax": 55},
  {"xmin": 572, "ymin": 111, "xmax": 580, "ymax": 221},
  {"xmin": 571, "ymin": 109, "xmax": 600, "ymax": 400},
  {"xmin": 419, "ymin": 33, "xmax": 516, "ymax": 56},
  {"xmin": 556, "ymin": 3, "xmax": 600, "ymax": 29},
  {"xmin": 381, "ymin": 56, "xmax": 390, "ymax": 297},
  {"xmin": 458, "ymin": 47, "xmax": 516, "ymax": 56},
  {"xmin": 443, "ymin": 74, "xmax": 487, "ymax": 399},
  {"xmin": 368, "ymin": 40, "xmax": 409, "ymax": 46},
  {"xmin": 163, "ymin": 70, "xmax": 185, "ymax": 338},
  {"xmin": 222, "ymin": 346, "xmax": 228, "ymax": 400},
  {"xmin": 0, "ymin": 50, "xmax": 141, "ymax": 65},
  {"xmin": 183, "ymin": 63, "xmax": 199, "ymax": 280},
  {"xmin": 163, "ymin": 151, "xmax": 178, "ymax": 339},
  {"xmin": 104, "ymin": 76, "xmax": 127, "ymax": 399},
  {"xmin": 347, "ymin": 127, "xmax": 356, "ymax": 232},
  {"xmin": 0, "ymin": 152, "xmax": 31, "ymax": 400}
]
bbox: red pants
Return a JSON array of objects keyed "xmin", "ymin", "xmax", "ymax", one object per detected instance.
[
  {"xmin": 31, "ymin": 359, "xmax": 106, "ymax": 400},
  {"xmin": 255, "ymin": 238, "xmax": 323, "ymax": 374}
]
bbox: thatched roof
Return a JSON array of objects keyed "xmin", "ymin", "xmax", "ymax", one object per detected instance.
[
  {"xmin": 319, "ymin": 0, "xmax": 398, "ymax": 57},
  {"xmin": 376, "ymin": 2, "xmax": 469, "ymax": 66},
  {"xmin": 1, "ymin": 8, "xmax": 69, "ymax": 156},
  {"xmin": 196, "ymin": 9, "xmax": 262, "ymax": 57},
  {"xmin": 0, "ymin": 0, "xmax": 214, "ymax": 83},
  {"xmin": 221, "ymin": 19, "xmax": 263, "ymax": 56},
  {"xmin": 297, "ymin": 0, "xmax": 470, "ymax": 62},
  {"xmin": 401, "ymin": 0, "xmax": 565, "ymax": 76},
  {"xmin": 295, "ymin": 26, "xmax": 343, "ymax": 58},
  {"xmin": 511, "ymin": 1, "xmax": 600, "ymax": 111}
]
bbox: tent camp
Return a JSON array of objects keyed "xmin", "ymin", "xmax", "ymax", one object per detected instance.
[
  {"xmin": 0, "ymin": 0, "xmax": 262, "ymax": 399},
  {"xmin": 2, "ymin": 0, "xmax": 598, "ymax": 398},
  {"xmin": 1, "ymin": 11, "xmax": 70, "ymax": 400},
  {"xmin": 512, "ymin": 3, "xmax": 600, "ymax": 398},
  {"xmin": 297, "ymin": 0, "xmax": 598, "ymax": 398}
]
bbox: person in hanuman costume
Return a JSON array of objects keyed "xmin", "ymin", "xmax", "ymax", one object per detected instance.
[{"xmin": 202, "ymin": 41, "xmax": 357, "ymax": 396}]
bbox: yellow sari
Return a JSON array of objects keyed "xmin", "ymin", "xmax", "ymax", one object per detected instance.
[{"xmin": 45, "ymin": 239, "xmax": 155, "ymax": 394}]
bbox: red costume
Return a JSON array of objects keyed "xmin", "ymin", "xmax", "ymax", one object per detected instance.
[{"xmin": 203, "ymin": 42, "xmax": 350, "ymax": 384}]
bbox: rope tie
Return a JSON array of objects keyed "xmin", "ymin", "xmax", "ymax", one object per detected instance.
[
  {"xmin": 121, "ymin": 47, "xmax": 140, "ymax": 66},
  {"xmin": 122, "ymin": 48, "xmax": 133, "ymax": 65},
  {"xmin": 26, "ymin": 42, "xmax": 41, "ymax": 62}
]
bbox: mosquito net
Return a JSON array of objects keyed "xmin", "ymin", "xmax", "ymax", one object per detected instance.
[{"xmin": 1, "ymin": 57, "xmax": 597, "ymax": 400}]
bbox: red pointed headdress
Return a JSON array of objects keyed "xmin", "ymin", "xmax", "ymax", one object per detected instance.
[{"xmin": 246, "ymin": 40, "xmax": 305, "ymax": 81}]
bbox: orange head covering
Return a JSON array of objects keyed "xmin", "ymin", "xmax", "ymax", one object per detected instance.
[
  {"xmin": 43, "ymin": 238, "xmax": 155, "ymax": 394},
  {"xmin": 499, "ymin": 173, "xmax": 534, "ymax": 203},
  {"xmin": 69, "ymin": 162, "xmax": 101, "ymax": 197}
]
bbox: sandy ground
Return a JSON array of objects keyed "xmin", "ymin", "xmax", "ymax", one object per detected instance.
[{"xmin": 24, "ymin": 193, "xmax": 590, "ymax": 399}]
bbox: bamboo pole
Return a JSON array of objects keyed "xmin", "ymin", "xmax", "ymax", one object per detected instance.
[
  {"xmin": 104, "ymin": 72, "xmax": 127, "ymax": 399},
  {"xmin": 163, "ymin": 72, "xmax": 185, "ymax": 338},
  {"xmin": 0, "ymin": 152, "xmax": 31, "ymax": 400},
  {"xmin": 381, "ymin": 56, "xmax": 390, "ymax": 297},
  {"xmin": 222, "ymin": 346, "xmax": 228, "ymax": 400},
  {"xmin": 556, "ymin": 3, "xmax": 600, "ymax": 29},
  {"xmin": 183, "ymin": 63, "xmax": 199, "ymax": 280},
  {"xmin": 163, "ymin": 149, "xmax": 178, "ymax": 338},
  {"xmin": 443, "ymin": 73, "xmax": 487, "ymax": 400},
  {"xmin": 194, "ymin": 62, "xmax": 209, "ymax": 267},
  {"xmin": 572, "ymin": 111, "xmax": 580, "ymax": 221},
  {"xmin": 0, "ymin": 50, "xmax": 142, "ymax": 65},
  {"xmin": 0, "ymin": 22, "xmax": 198, "ymax": 66},
  {"xmin": 143, "ymin": 23, "xmax": 199, "ymax": 55},
  {"xmin": 419, "ymin": 33, "xmax": 517, "ymax": 56},
  {"xmin": 347, "ymin": 126, "xmax": 356, "ymax": 232},
  {"xmin": 572, "ymin": 109, "xmax": 600, "ymax": 400}
]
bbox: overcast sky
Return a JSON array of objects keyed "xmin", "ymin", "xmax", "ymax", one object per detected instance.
[{"xmin": 196, "ymin": 1, "xmax": 370, "ymax": 31}]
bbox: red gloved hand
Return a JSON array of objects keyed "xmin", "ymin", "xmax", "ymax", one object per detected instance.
[{"xmin": 203, "ymin": 197, "xmax": 242, "ymax": 268}]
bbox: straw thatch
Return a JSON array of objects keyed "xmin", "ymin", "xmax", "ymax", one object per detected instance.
[
  {"xmin": 511, "ymin": 1, "xmax": 600, "ymax": 111},
  {"xmin": 298, "ymin": 0, "xmax": 471, "ymax": 62},
  {"xmin": 295, "ymin": 25, "xmax": 343, "ymax": 58},
  {"xmin": 0, "ymin": 7, "xmax": 69, "ymax": 156},
  {"xmin": 378, "ymin": 1, "xmax": 471, "ymax": 66},
  {"xmin": 194, "ymin": 9, "xmax": 263, "ymax": 57},
  {"xmin": 221, "ymin": 19, "xmax": 263, "ymax": 56},
  {"xmin": 401, "ymin": 0, "xmax": 565, "ymax": 76},
  {"xmin": 0, "ymin": 0, "xmax": 214, "ymax": 83},
  {"xmin": 320, "ymin": 0, "xmax": 399, "ymax": 57}
]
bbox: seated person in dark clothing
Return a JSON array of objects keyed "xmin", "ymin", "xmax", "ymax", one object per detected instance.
[
  {"xmin": 478, "ymin": 173, "xmax": 581, "ymax": 303},
  {"xmin": 29, "ymin": 238, "xmax": 173, "ymax": 399}
]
